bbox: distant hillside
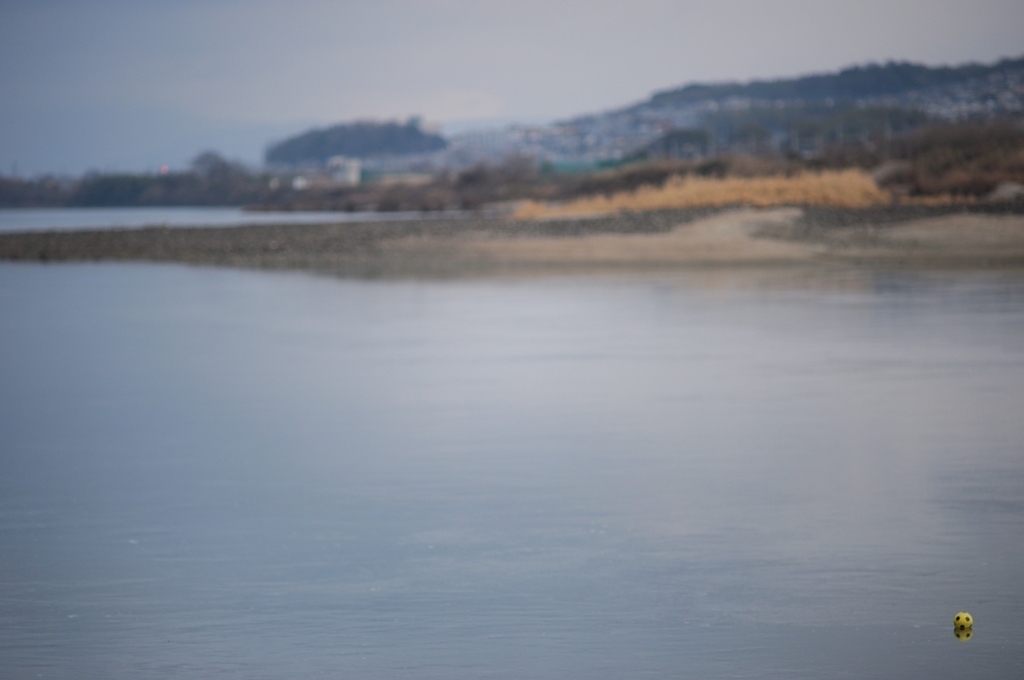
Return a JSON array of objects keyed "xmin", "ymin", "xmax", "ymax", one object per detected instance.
[
  {"xmin": 430, "ymin": 55, "xmax": 1023, "ymax": 172},
  {"xmin": 265, "ymin": 119, "xmax": 447, "ymax": 166},
  {"xmin": 648, "ymin": 56, "xmax": 1024, "ymax": 106}
]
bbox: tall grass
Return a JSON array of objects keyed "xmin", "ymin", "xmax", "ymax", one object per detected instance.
[{"xmin": 513, "ymin": 169, "xmax": 890, "ymax": 219}]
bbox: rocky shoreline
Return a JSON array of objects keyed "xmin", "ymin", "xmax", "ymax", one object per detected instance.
[{"xmin": 2, "ymin": 204, "xmax": 1023, "ymax": 277}]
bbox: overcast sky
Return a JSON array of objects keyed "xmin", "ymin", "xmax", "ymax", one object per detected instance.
[{"xmin": 2, "ymin": 0, "xmax": 1023, "ymax": 175}]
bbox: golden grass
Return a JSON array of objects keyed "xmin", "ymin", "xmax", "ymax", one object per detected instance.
[{"xmin": 513, "ymin": 170, "xmax": 891, "ymax": 219}]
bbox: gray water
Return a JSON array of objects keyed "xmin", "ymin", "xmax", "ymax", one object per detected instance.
[
  {"xmin": 1, "ymin": 263, "xmax": 1022, "ymax": 679},
  {"xmin": 0, "ymin": 207, "xmax": 471, "ymax": 233}
]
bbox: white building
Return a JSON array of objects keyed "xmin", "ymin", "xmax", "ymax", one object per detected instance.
[{"xmin": 328, "ymin": 156, "xmax": 361, "ymax": 186}]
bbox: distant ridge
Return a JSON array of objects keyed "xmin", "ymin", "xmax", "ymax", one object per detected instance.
[{"xmin": 647, "ymin": 56, "xmax": 1024, "ymax": 106}]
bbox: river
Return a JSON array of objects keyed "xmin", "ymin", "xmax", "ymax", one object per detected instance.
[
  {"xmin": 0, "ymin": 207, "xmax": 469, "ymax": 233},
  {"xmin": 1, "ymin": 263, "xmax": 1022, "ymax": 678}
]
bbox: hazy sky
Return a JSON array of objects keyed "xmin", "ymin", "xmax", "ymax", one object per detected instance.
[{"xmin": 2, "ymin": 0, "xmax": 1023, "ymax": 174}]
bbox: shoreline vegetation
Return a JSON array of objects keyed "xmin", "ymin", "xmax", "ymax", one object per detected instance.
[
  {"xmin": 4, "ymin": 115, "xmax": 1023, "ymax": 277},
  {"xmin": 3, "ymin": 121, "xmax": 1024, "ymax": 213},
  {"xmin": 512, "ymin": 170, "xmax": 892, "ymax": 218},
  {"xmin": 2, "ymin": 202, "xmax": 1023, "ymax": 277}
]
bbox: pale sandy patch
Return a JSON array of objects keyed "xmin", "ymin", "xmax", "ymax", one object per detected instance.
[
  {"xmin": 882, "ymin": 214, "xmax": 1024, "ymax": 255},
  {"xmin": 459, "ymin": 208, "xmax": 823, "ymax": 266}
]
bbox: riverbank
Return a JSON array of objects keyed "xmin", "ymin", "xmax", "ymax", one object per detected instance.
[{"xmin": 2, "ymin": 204, "xmax": 1023, "ymax": 277}]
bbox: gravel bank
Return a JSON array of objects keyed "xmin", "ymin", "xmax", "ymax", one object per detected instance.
[{"xmin": 2, "ymin": 204, "xmax": 1023, "ymax": 276}]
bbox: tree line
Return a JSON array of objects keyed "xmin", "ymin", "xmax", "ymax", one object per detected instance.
[{"xmin": 0, "ymin": 152, "xmax": 270, "ymax": 208}]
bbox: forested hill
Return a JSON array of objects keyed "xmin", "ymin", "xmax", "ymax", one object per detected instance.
[
  {"xmin": 265, "ymin": 119, "xmax": 447, "ymax": 166},
  {"xmin": 648, "ymin": 56, "xmax": 1024, "ymax": 106}
]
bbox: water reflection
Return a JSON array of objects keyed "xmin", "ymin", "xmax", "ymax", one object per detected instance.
[{"xmin": 1, "ymin": 263, "xmax": 1022, "ymax": 679}]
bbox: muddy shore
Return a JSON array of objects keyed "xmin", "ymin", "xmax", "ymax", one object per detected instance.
[{"xmin": 2, "ymin": 204, "xmax": 1023, "ymax": 277}]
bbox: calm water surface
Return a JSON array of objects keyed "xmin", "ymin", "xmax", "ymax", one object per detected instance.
[
  {"xmin": 0, "ymin": 207, "xmax": 470, "ymax": 233},
  {"xmin": 1, "ymin": 263, "xmax": 1022, "ymax": 679}
]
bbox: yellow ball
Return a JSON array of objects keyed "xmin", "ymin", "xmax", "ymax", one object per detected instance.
[
  {"xmin": 954, "ymin": 612, "xmax": 973, "ymax": 630},
  {"xmin": 953, "ymin": 626, "xmax": 973, "ymax": 642}
]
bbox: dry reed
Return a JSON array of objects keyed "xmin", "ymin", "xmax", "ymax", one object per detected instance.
[{"xmin": 513, "ymin": 169, "xmax": 890, "ymax": 219}]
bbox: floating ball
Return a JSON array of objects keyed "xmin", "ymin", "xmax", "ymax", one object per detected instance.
[
  {"xmin": 954, "ymin": 626, "xmax": 973, "ymax": 642},
  {"xmin": 954, "ymin": 612, "xmax": 973, "ymax": 630}
]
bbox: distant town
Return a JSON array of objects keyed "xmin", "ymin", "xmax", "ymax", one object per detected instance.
[{"xmin": 371, "ymin": 55, "xmax": 1024, "ymax": 173}]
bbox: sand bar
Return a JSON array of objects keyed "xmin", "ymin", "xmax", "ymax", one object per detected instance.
[{"xmin": 2, "ymin": 204, "xmax": 1023, "ymax": 277}]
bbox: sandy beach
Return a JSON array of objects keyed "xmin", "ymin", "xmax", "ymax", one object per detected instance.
[{"xmin": 2, "ymin": 204, "xmax": 1023, "ymax": 276}]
